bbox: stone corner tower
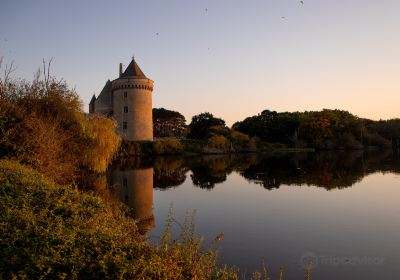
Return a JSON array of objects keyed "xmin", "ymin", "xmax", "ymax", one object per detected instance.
[{"xmin": 90, "ymin": 57, "xmax": 154, "ymax": 141}]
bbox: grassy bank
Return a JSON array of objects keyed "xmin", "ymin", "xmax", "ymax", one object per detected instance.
[
  {"xmin": 121, "ymin": 139, "xmax": 301, "ymax": 157},
  {"xmin": 0, "ymin": 160, "xmax": 313, "ymax": 279},
  {"xmin": 0, "ymin": 160, "xmax": 237, "ymax": 279}
]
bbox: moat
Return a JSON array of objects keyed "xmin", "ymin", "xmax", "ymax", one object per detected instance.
[{"xmin": 91, "ymin": 151, "xmax": 400, "ymax": 279}]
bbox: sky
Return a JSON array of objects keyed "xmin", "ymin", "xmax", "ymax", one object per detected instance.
[{"xmin": 1, "ymin": 0, "xmax": 399, "ymax": 126}]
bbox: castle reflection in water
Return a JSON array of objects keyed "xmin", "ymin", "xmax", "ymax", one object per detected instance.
[
  {"xmin": 109, "ymin": 167, "xmax": 155, "ymax": 235},
  {"xmin": 87, "ymin": 150, "xmax": 399, "ymax": 235}
]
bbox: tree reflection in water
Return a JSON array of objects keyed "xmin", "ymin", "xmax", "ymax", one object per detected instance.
[
  {"xmin": 151, "ymin": 151, "xmax": 399, "ymax": 191},
  {"xmin": 83, "ymin": 151, "xmax": 399, "ymax": 234}
]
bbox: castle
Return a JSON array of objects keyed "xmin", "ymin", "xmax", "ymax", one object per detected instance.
[{"xmin": 89, "ymin": 58, "xmax": 154, "ymax": 141}]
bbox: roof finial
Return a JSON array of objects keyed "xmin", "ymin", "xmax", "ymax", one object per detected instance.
[{"xmin": 132, "ymin": 54, "xmax": 135, "ymax": 61}]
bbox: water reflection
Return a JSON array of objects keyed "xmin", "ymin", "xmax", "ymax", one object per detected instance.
[
  {"xmin": 85, "ymin": 151, "xmax": 400, "ymax": 279},
  {"xmin": 87, "ymin": 151, "xmax": 399, "ymax": 234},
  {"xmin": 110, "ymin": 167, "xmax": 155, "ymax": 235},
  {"xmin": 153, "ymin": 157, "xmax": 187, "ymax": 189},
  {"xmin": 150, "ymin": 151, "xmax": 399, "ymax": 191}
]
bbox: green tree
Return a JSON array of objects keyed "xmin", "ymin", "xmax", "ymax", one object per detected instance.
[
  {"xmin": 187, "ymin": 112, "xmax": 226, "ymax": 140},
  {"xmin": 153, "ymin": 107, "xmax": 187, "ymax": 138}
]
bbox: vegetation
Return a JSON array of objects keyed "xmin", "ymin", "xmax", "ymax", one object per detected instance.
[
  {"xmin": 188, "ymin": 112, "xmax": 226, "ymax": 140},
  {"xmin": 0, "ymin": 61, "xmax": 120, "ymax": 183},
  {"xmin": 153, "ymin": 107, "xmax": 187, "ymax": 138},
  {"xmin": 153, "ymin": 139, "xmax": 184, "ymax": 155},
  {"xmin": 185, "ymin": 113, "xmax": 261, "ymax": 153},
  {"xmin": 154, "ymin": 109, "xmax": 399, "ymax": 153},
  {"xmin": 233, "ymin": 109, "xmax": 400, "ymax": 150},
  {"xmin": 0, "ymin": 160, "xmax": 239, "ymax": 279}
]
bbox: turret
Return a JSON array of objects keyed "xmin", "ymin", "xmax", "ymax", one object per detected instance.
[{"xmin": 111, "ymin": 57, "xmax": 154, "ymax": 141}]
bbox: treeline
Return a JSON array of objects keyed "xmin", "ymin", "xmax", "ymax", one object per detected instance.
[
  {"xmin": 155, "ymin": 107, "xmax": 400, "ymax": 151},
  {"xmin": 233, "ymin": 109, "xmax": 400, "ymax": 150},
  {"xmin": 152, "ymin": 111, "xmax": 262, "ymax": 154},
  {"xmin": 0, "ymin": 61, "xmax": 120, "ymax": 183}
]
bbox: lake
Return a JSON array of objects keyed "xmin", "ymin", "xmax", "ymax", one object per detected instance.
[{"xmin": 96, "ymin": 151, "xmax": 400, "ymax": 279}]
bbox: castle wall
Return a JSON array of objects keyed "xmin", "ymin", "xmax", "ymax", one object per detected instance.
[
  {"xmin": 93, "ymin": 81, "xmax": 113, "ymax": 116},
  {"xmin": 112, "ymin": 78, "xmax": 154, "ymax": 141}
]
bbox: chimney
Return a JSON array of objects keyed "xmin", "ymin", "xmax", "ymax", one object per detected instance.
[{"xmin": 119, "ymin": 63, "xmax": 123, "ymax": 77}]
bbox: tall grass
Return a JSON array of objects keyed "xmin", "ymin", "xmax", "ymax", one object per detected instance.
[{"xmin": 0, "ymin": 160, "xmax": 312, "ymax": 279}]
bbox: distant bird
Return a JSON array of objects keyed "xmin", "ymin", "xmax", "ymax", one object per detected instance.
[
  {"xmin": 281, "ymin": 16, "xmax": 286, "ymax": 19},
  {"xmin": 155, "ymin": 32, "xmax": 159, "ymax": 36},
  {"xmin": 205, "ymin": 8, "xmax": 208, "ymax": 12},
  {"xmin": 300, "ymin": 0, "xmax": 304, "ymax": 4}
]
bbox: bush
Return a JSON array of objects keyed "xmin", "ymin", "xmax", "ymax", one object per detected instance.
[
  {"xmin": 207, "ymin": 135, "xmax": 230, "ymax": 151},
  {"xmin": 0, "ymin": 73, "xmax": 120, "ymax": 183},
  {"xmin": 0, "ymin": 160, "xmax": 237, "ymax": 279},
  {"xmin": 153, "ymin": 139, "xmax": 184, "ymax": 155},
  {"xmin": 363, "ymin": 132, "xmax": 392, "ymax": 149},
  {"xmin": 81, "ymin": 115, "xmax": 121, "ymax": 172}
]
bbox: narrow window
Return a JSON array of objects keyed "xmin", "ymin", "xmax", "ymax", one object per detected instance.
[
  {"xmin": 123, "ymin": 121, "xmax": 127, "ymax": 130},
  {"xmin": 125, "ymin": 194, "xmax": 129, "ymax": 203},
  {"xmin": 124, "ymin": 106, "xmax": 128, "ymax": 113},
  {"xmin": 124, "ymin": 91, "xmax": 127, "ymax": 98},
  {"xmin": 123, "ymin": 177, "xmax": 127, "ymax": 188}
]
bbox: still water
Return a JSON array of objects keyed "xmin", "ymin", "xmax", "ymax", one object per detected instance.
[{"xmin": 98, "ymin": 151, "xmax": 400, "ymax": 279}]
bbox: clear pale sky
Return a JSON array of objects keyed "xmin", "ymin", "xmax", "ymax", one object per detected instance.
[{"xmin": 1, "ymin": 0, "xmax": 399, "ymax": 126}]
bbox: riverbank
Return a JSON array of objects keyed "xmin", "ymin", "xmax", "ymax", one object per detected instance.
[
  {"xmin": 0, "ymin": 160, "xmax": 239, "ymax": 279},
  {"xmin": 120, "ymin": 139, "xmax": 316, "ymax": 157}
]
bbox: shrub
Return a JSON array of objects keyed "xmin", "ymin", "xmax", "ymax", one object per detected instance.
[
  {"xmin": 0, "ymin": 72, "xmax": 120, "ymax": 183},
  {"xmin": 153, "ymin": 139, "xmax": 184, "ymax": 155},
  {"xmin": 0, "ymin": 160, "xmax": 237, "ymax": 279},
  {"xmin": 363, "ymin": 131, "xmax": 392, "ymax": 149},
  {"xmin": 81, "ymin": 115, "xmax": 121, "ymax": 172},
  {"xmin": 207, "ymin": 135, "xmax": 230, "ymax": 150}
]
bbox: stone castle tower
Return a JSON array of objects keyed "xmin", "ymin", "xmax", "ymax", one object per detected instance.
[{"xmin": 89, "ymin": 58, "xmax": 154, "ymax": 141}]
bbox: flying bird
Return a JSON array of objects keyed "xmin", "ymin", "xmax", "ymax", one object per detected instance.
[
  {"xmin": 205, "ymin": 8, "xmax": 208, "ymax": 12},
  {"xmin": 300, "ymin": 1, "xmax": 304, "ymax": 4}
]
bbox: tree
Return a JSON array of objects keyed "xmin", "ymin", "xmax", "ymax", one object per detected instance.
[
  {"xmin": 0, "ymin": 60, "xmax": 120, "ymax": 183},
  {"xmin": 152, "ymin": 108, "xmax": 187, "ymax": 138},
  {"xmin": 233, "ymin": 110, "xmax": 299, "ymax": 144},
  {"xmin": 187, "ymin": 112, "xmax": 225, "ymax": 140}
]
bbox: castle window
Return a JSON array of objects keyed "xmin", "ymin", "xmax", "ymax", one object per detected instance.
[
  {"xmin": 124, "ymin": 91, "xmax": 127, "ymax": 98},
  {"xmin": 123, "ymin": 177, "xmax": 127, "ymax": 188},
  {"xmin": 123, "ymin": 121, "xmax": 127, "ymax": 130},
  {"xmin": 124, "ymin": 106, "xmax": 128, "ymax": 113}
]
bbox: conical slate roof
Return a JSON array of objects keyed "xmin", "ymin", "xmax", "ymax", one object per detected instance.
[
  {"xmin": 89, "ymin": 94, "xmax": 96, "ymax": 104},
  {"xmin": 121, "ymin": 58, "xmax": 147, "ymax": 78}
]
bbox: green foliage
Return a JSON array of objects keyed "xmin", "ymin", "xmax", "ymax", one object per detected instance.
[
  {"xmin": 233, "ymin": 109, "xmax": 398, "ymax": 150},
  {"xmin": 188, "ymin": 112, "xmax": 226, "ymax": 140},
  {"xmin": 153, "ymin": 139, "xmax": 184, "ymax": 155},
  {"xmin": 207, "ymin": 135, "xmax": 230, "ymax": 151},
  {"xmin": 81, "ymin": 115, "xmax": 121, "ymax": 172},
  {"xmin": 0, "ymin": 160, "xmax": 238, "ymax": 280},
  {"xmin": 120, "ymin": 140, "xmax": 153, "ymax": 157},
  {"xmin": 233, "ymin": 110, "xmax": 299, "ymax": 144},
  {"xmin": 0, "ymin": 70, "xmax": 120, "ymax": 183},
  {"xmin": 153, "ymin": 107, "xmax": 187, "ymax": 138}
]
